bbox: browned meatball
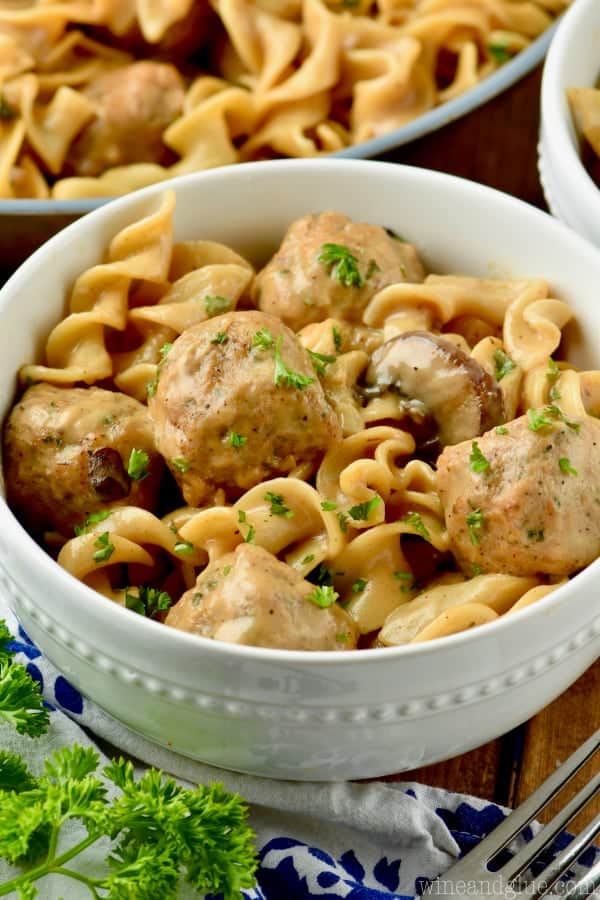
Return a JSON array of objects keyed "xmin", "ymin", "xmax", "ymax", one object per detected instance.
[
  {"xmin": 66, "ymin": 62, "xmax": 185, "ymax": 178},
  {"xmin": 252, "ymin": 212, "xmax": 426, "ymax": 331},
  {"xmin": 437, "ymin": 410, "xmax": 600, "ymax": 577},
  {"xmin": 148, "ymin": 310, "xmax": 342, "ymax": 505},
  {"xmin": 166, "ymin": 543, "xmax": 357, "ymax": 650},
  {"xmin": 3, "ymin": 384, "xmax": 163, "ymax": 535}
]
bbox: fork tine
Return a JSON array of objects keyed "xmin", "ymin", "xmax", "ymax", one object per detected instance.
[
  {"xmin": 503, "ymin": 771, "xmax": 600, "ymax": 881},
  {"xmin": 527, "ymin": 810, "xmax": 600, "ymax": 899},
  {"xmin": 429, "ymin": 729, "xmax": 600, "ymax": 881},
  {"xmin": 561, "ymin": 855, "xmax": 600, "ymax": 900}
]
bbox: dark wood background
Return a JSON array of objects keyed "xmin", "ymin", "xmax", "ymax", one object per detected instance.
[{"xmin": 381, "ymin": 65, "xmax": 599, "ymax": 823}]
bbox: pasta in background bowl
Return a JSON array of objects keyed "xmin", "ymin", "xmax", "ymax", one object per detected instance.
[
  {"xmin": 539, "ymin": 0, "xmax": 600, "ymax": 246},
  {"xmin": 0, "ymin": 159, "xmax": 598, "ymax": 779},
  {"xmin": 0, "ymin": 0, "xmax": 569, "ymax": 264}
]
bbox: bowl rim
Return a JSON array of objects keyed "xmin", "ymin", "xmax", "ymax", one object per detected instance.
[
  {"xmin": 0, "ymin": 20, "xmax": 560, "ymax": 215},
  {"xmin": 2, "ymin": 157, "xmax": 600, "ymax": 667},
  {"xmin": 541, "ymin": 0, "xmax": 600, "ymax": 208}
]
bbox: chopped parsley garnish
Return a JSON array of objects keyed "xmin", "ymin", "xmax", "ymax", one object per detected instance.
[
  {"xmin": 394, "ymin": 570, "xmax": 414, "ymax": 592},
  {"xmin": 274, "ymin": 336, "xmax": 315, "ymax": 390},
  {"xmin": 466, "ymin": 508, "xmax": 485, "ymax": 546},
  {"xmin": 336, "ymin": 632, "xmax": 349, "ymax": 643},
  {"xmin": 401, "ymin": 511, "xmax": 430, "ymax": 540},
  {"xmin": 174, "ymin": 540, "xmax": 195, "ymax": 555},
  {"xmin": 146, "ymin": 378, "xmax": 158, "ymax": 399},
  {"xmin": 527, "ymin": 404, "xmax": 580, "ymax": 433},
  {"xmin": 365, "ymin": 259, "xmax": 381, "ymax": 280},
  {"xmin": 300, "ymin": 554, "xmax": 315, "ymax": 565},
  {"xmin": 559, "ymin": 457, "xmax": 578, "ymax": 476},
  {"xmin": 526, "ymin": 528, "xmax": 545, "ymax": 542},
  {"xmin": 244, "ymin": 524, "xmax": 256, "ymax": 543},
  {"xmin": 93, "ymin": 532, "xmax": 115, "ymax": 563},
  {"xmin": 308, "ymin": 349, "xmax": 336, "ymax": 376},
  {"xmin": 125, "ymin": 586, "xmax": 172, "ymax": 618},
  {"xmin": 204, "ymin": 295, "xmax": 231, "ymax": 317},
  {"xmin": 471, "ymin": 564, "xmax": 484, "ymax": 576},
  {"xmin": 146, "ymin": 343, "xmax": 172, "ymax": 398},
  {"xmin": 547, "ymin": 358, "xmax": 561, "ymax": 400},
  {"xmin": 74, "ymin": 509, "xmax": 111, "ymax": 536},
  {"xmin": 0, "ymin": 96, "xmax": 15, "ymax": 120},
  {"xmin": 211, "ymin": 332, "xmax": 229, "ymax": 344},
  {"xmin": 494, "ymin": 348, "xmax": 516, "ymax": 381},
  {"xmin": 252, "ymin": 328, "xmax": 274, "ymax": 350},
  {"xmin": 337, "ymin": 511, "xmax": 349, "ymax": 533},
  {"xmin": 495, "ymin": 426, "xmax": 509, "ymax": 435},
  {"xmin": 228, "ymin": 431, "xmax": 247, "ymax": 448},
  {"xmin": 127, "ymin": 448, "xmax": 150, "ymax": 481},
  {"xmin": 171, "ymin": 457, "xmax": 190, "ymax": 473},
  {"xmin": 321, "ymin": 500, "xmax": 337, "ymax": 511},
  {"xmin": 238, "ymin": 510, "xmax": 247, "ymax": 523},
  {"xmin": 158, "ymin": 342, "xmax": 172, "ymax": 361},
  {"xmin": 332, "ymin": 325, "xmax": 342, "ymax": 352},
  {"xmin": 488, "ymin": 44, "xmax": 511, "ymax": 64},
  {"xmin": 307, "ymin": 585, "xmax": 339, "ymax": 608},
  {"xmin": 317, "ymin": 243, "xmax": 363, "ymax": 288},
  {"xmin": 222, "ymin": 564, "xmax": 232, "ymax": 575},
  {"xmin": 348, "ymin": 494, "xmax": 382, "ymax": 521},
  {"xmin": 264, "ymin": 491, "xmax": 293, "ymax": 518},
  {"xmin": 469, "ymin": 441, "xmax": 490, "ymax": 474},
  {"xmin": 352, "ymin": 579, "xmax": 368, "ymax": 593}
]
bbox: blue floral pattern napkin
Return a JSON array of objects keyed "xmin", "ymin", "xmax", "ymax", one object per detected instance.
[{"xmin": 1, "ymin": 603, "xmax": 597, "ymax": 900}]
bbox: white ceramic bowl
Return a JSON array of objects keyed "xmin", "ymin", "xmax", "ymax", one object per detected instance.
[
  {"xmin": 0, "ymin": 160, "xmax": 599, "ymax": 781},
  {"xmin": 539, "ymin": 0, "xmax": 600, "ymax": 244}
]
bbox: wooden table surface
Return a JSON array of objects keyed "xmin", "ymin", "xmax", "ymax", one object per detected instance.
[{"xmin": 381, "ymin": 64, "xmax": 600, "ymax": 821}]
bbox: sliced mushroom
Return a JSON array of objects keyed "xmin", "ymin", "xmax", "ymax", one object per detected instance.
[
  {"xmin": 365, "ymin": 331, "xmax": 505, "ymax": 445},
  {"xmin": 88, "ymin": 447, "xmax": 130, "ymax": 501}
]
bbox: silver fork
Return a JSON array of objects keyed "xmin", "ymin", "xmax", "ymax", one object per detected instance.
[{"xmin": 428, "ymin": 728, "xmax": 600, "ymax": 899}]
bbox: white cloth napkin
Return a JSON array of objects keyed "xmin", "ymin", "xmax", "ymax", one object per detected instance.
[{"xmin": 2, "ymin": 599, "xmax": 596, "ymax": 900}]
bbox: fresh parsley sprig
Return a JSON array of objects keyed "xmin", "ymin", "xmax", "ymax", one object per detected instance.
[
  {"xmin": 273, "ymin": 337, "xmax": 315, "ymax": 390},
  {"xmin": 317, "ymin": 243, "xmax": 364, "ymax": 288}
]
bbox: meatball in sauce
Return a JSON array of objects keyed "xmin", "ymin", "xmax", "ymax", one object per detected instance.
[
  {"xmin": 437, "ymin": 411, "xmax": 600, "ymax": 577},
  {"xmin": 253, "ymin": 211, "xmax": 425, "ymax": 331},
  {"xmin": 3, "ymin": 383, "xmax": 163, "ymax": 535},
  {"xmin": 148, "ymin": 310, "xmax": 342, "ymax": 505},
  {"xmin": 166, "ymin": 543, "xmax": 357, "ymax": 650},
  {"xmin": 66, "ymin": 62, "xmax": 185, "ymax": 177}
]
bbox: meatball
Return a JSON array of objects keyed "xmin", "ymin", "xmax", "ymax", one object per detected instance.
[
  {"xmin": 148, "ymin": 310, "xmax": 342, "ymax": 505},
  {"xmin": 437, "ymin": 410, "xmax": 600, "ymax": 577},
  {"xmin": 165, "ymin": 543, "xmax": 357, "ymax": 650},
  {"xmin": 65, "ymin": 62, "xmax": 185, "ymax": 178},
  {"xmin": 3, "ymin": 384, "xmax": 163, "ymax": 535},
  {"xmin": 252, "ymin": 212, "xmax": 426, "ymax": 331}
]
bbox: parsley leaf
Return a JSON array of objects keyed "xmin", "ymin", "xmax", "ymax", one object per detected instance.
[
  {"xmin": 300, "ymin": 554, "xmax": 315, "ymax": 565},
  {"xmin": 146, "ymin": 343, "xmax": 172, "ymax": 398},
  {"xmin": 125, "ymin": 587, "xmax": 172, "ymax": 618},
  {"xmin": 495, "ymin": 426, "xmax": 509, "ymax": 435},
  {"xmin": 528, "ymin": 405, "xmax": 581, "ymax": 433},
  {"xmin": 308, "ymin": 349, "xmax": 336, "ymax": 376},
  {"xmin": 211, "ymin": 332, "xmax": 229, "ymax": 344},
  {"xmin": 0, "ymin": 622, "xmax": 12, "ymax": 665},
  {"xmin": 317, "ymin": 243, "xmax": 364, "ymax": 288},
  {"xmin": 274, "ymin": 336, "xmax": 315, "ymax": 390},
  {"xmin": 337, "ymin": 511, "xmax": 349, "ymax": 533},
  {"xmin": 469, "ymin": 441, "xmax": 490, "ymax": 474},
  {"xmin": 174, "ymin": 540, "xmax": 195, "ymax": 556},
  {"xmin": 74, "ymin": 509, "xmax": 111, "ymax": 536},
  {"xmin": 401, "ymin": 511, "xmax": 430, "ymax": 540},
  {"xmin": 252, "ymin": 328, "xmax": 274, "ymax": 351},
  {"xmin": 171, "ymin": 457, "xmax": 190, "ymax": 473},
  {"xmin": 332, "ymin": 326, "xmax": 342, "ymax": 352},
  {"xmin": 227, "ymin": 431, "xmax": 247, "ymax": 449},
  {"xmin": 204, "ymin": 295, "xmax": 231, "ymax": 317},
  {"xmin": 0, "ymin": 660, "xmax": 49, "ymax": 737},
  {"xmin": 365, "ymin": 259, "xmax": 381, "ymax": 280},
  {"xmin": 93, "ymin": 532, "xmax": 115, "ymax": 563},
  {"xmin": 264, "ymin": 491, "xmax": 293, "ymax": 518},
  {"xmin": 307, "ymin": 585, "xmax": 339, "ymax": 608},
  {"xmin": 466, "ymin": 508, "xmax": 485, "ymax": 546},
  {"xmin": 494, "ymin": 348, "xmax": 516, "ymax": 381},
  {"xmin": 488, "ymin": 44, "xmax": 511, "ymax": 64},
  {"xmin": 127, "ymin": 448, "xmax": 150, "ymax": 481},
  {"xmin": 320, "ymin": 500, "xmax": 337, "ymax": 511},
  {"xmin": 352, "ymin": 579, "xmax": 367, "ymax": 593},
  {"xmin": 559, "ymin": 457, "xmax": 578, "ymax": 476},
  {"xmin": 348, "ymin": 494, "xmax": 382, "ymax": 522}
]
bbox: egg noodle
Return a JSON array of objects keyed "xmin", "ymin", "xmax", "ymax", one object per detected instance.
[
  {"xmin": 8, "ymin": 191, "xmax": 600, "ymax": 650},
  {"xmin": 0, "ymin": 0, "xmax": 571, "ymax": 199}
]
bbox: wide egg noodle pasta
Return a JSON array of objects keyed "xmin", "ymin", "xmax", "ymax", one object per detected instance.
[
  {"xmin": 0, "ymin": 0, "xmax": 570, "ymax": 198},
  {"xmin": 12, "ymin": 190, "xmax": 600, "ymax": 651}
]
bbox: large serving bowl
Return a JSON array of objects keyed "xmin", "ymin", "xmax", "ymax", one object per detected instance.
[
  {"xmin": 0, "ymin": 159, "xmax": 598, "ymax": 781},
  {"xmin": 539, "ymin": 0, "xmax": 600, "ymax": 245}
]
